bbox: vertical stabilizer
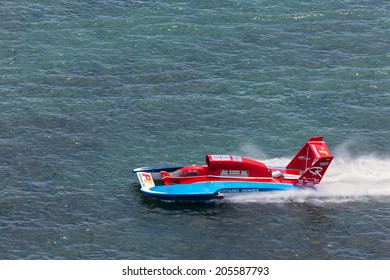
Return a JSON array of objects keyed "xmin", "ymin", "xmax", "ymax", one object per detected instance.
[
  {"xmin": 286, "ymin": 136, "xmax": 324, "ymax": 170},
  {"xmin": 287, "ymin": 136, "xmax": 333, "ymax": 186}
]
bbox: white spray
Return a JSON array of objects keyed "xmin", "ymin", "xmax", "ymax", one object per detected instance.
[{"xmin": 226, "ymin": 144, "xmax": 390, "ymax": 204}]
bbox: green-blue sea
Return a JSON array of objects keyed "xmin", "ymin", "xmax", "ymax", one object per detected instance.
[{"xmin": 0, "ymin": 0, "xmax": 389, "ymax": 259}]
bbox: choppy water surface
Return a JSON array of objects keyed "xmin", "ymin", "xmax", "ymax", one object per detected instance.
[{"xmin": 0, "ymin": 0, "xmax": 389, "ymax": 259}]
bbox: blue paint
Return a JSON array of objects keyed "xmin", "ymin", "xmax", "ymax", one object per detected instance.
[{"xmin": 140, "ymin": 181, "xmax": 299, "ymax": 200}]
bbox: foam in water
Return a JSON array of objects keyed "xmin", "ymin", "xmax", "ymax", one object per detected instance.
[{"xmin": 226, "ymin": 148, "xmax": 390, "ymax": 204}]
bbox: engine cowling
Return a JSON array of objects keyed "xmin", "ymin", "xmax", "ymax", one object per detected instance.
[{"xmin": 206, "ymin": 155, "xmax": 271, "ymax": 178}]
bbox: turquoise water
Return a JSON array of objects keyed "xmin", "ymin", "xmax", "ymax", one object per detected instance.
[{"xmin": 0, "ymin": 0, "xmax": 389, "ymax": 259}]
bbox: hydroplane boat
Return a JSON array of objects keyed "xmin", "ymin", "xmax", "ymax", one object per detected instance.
[{"xmin": 133, "ymin": 136, "xmax": 333, "ymax": 200}]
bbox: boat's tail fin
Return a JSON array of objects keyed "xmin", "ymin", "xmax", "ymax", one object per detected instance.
[
  {"xmin": 295, "ymin": 155, "xmax": 333, "ymax": 186},
  {"xmin": 287, "ymin": 136, "xmax": 333, "ymax": 186}
]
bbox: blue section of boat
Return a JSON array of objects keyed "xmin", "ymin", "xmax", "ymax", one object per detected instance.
[{"xmin": 140, "ymin": 181, "xmax": 298, "ymax": 200}]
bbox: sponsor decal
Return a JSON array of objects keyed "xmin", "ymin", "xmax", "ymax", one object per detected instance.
[
  {"xmin": 298, "ymin": 156, "xmax": 311, "ymax": 161},
  {"xmin": 210, "ymin": 155, "xmax": 242, "ymax": 162},
  {"xmin": 231, "ymin": 155, "xmax": 243, "ymax": 162},
  {"xmin": 309, "ymin": 166, "xmax": 323, "ymax": 177},
  {"xmin": 219, "ymin": 188, "xmax": 240, "ymax": 193},
  {"xmin": 138, "ymin": 172, "xmax": 155, "ymax": 188},
  {"xmin": 220, "ymin": 170, "xmax": 248, "ymax": 176},
  {"xmin": 241, "ymin": 188, "xmax": 258, "ymax": 192},
  {"xmin": 211, "ymin": 155, "xmax": 231, "ymax": 161},
  {"xmin": 219, "ymin": 188, "xmax": 259, "ymax": 193},
  {"xmin": 311, "ymin": 144, "xmax": 330, "ymax": 158},
  {"xmin": 297, "ymin": 179, "xmax": 313, "ymax": 186},
  {"xmin": 311, "ymin": 144, "xmax": 320, "ymax": 158},
  {"xmin": 319, "ymin": 149, "xmax": 329, "ymax": 156}
]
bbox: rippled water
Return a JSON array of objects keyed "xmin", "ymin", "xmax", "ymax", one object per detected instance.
[{"xmin": 0, "ymin": 0, "xmax": 389, "ymax": 259}]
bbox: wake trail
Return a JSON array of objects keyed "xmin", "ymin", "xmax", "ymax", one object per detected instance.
[{"xmin": 225, "ymin": 152, "xmax": 390, "ymax": 204}]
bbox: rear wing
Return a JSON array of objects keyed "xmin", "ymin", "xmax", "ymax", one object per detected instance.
[{"xmin": 287, "ymin": 136, "xmax": 333, "ymax": 186}]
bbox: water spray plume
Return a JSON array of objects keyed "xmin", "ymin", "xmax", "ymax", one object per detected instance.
[{"xmin": 229, "ymin": 146, "xmax": 390, "ymax": 204}]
